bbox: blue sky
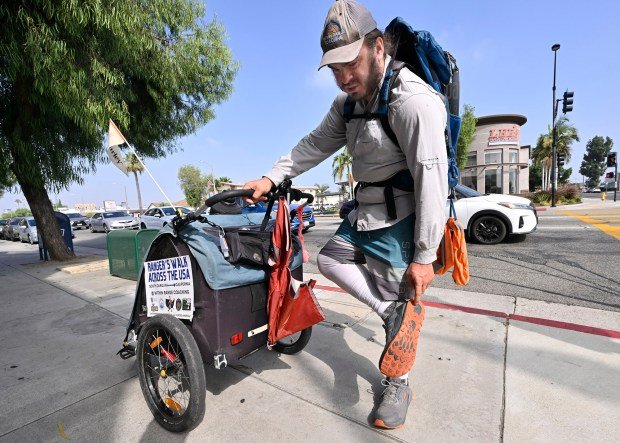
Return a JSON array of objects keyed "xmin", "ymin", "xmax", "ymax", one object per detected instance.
[{"xmin": 2, "ymin": 0, "xmax": 619, "ymax": 210}]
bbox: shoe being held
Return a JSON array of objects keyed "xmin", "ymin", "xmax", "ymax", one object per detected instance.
[
  {"xmin": 373, "ymin": 378, "xmax": 412, "ymax": 429},
  {"xmin": 379, "ymin": 300, "xmax": 425, "ymax": 378}
]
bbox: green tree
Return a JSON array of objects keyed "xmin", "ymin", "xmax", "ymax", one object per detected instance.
[
  {"xmin": 332, "ymin": 147, "xmax": 354, "ymax": 198},
  {"xmin": 558, "ymin": 167, "xmax": 572, "ymax": 185},
  {"xmin": 126, "ymin": 153, "xmax": 144, "ymax": 211},
  {"xmin": 0, "ymin": 0, "xmax": 237, "ymax": 260},
  {"xmin": 529, "ymin": 162, "xmax": 542, "ymax": 192},
  {"xmin": 216, "ymin": 176, "xmax": 232, "ymax": 189},
  {"xmin": 456, "ymin": 104, "xmax": 477, "ymax": 171},
  {"xmin": 532, "ymin": 116, "xmax": 579, "ymax": 190},
  {"xmin": 314, "ymin": 183, "xmax": 330, "ymax": 206},
  {"xmin": 579, "ymin": 136, "xmax": 614, "ymax": 189},
  {"xmin": 178, "ymin": 165, "xmax": 208, "ymax": 207}
]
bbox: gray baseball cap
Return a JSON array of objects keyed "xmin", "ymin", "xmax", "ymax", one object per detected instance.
[{"xmin": 318, "ymin": 0, "xmax": 377, "ymax": 70}]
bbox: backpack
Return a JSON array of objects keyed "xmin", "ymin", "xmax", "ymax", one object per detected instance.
[{"xmin": 344, "ymin": 17, "xmax": 461, "ymax": 197}]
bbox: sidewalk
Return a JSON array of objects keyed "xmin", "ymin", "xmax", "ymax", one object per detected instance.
[{"xmin": 0, "ymin": 241, "xmax": 618, "ymax": 442}]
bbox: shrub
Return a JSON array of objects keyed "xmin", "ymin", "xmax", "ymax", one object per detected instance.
[
  {"xmin": 557, "ymin": 184, "xmax": 580, "ymax": 200},
  {"xmin": 533, "ymin": 192, "xmax": 551, "ymax": 204}
]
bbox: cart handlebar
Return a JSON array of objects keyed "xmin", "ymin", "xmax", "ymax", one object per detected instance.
[{"xmin": 173, "ymin": 181, "xmax": 314, "ymax": 231}]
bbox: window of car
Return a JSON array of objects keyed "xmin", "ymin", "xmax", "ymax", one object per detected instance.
[
  {"xmin": 161, "ymin": 207, "xmax": 190, "ymax": 216},
  {"xmin": 28, "ymin": 219, "xmax": 36, "ymax": 226},
  {"xmin": 104, "ymin": 211, "xmax": 128, "ymax": 218},
  {"xmin": 144, "ymin": 209, "xmax": 155, "ymax": 216},
  {"xmin": 455, "ymin": 184, "xmax": 483, "ymax": 199},
  {"xmin": 66, "ymin": 213, "xmax": 81, "ymax": 219},
  {"xmin": 20, "ymin": 219, "xmax": 27, "ymax": 227}
]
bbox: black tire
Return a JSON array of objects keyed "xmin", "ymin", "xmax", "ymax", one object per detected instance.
[
  {"xmin": 103, "ymin": 224, "xmax": 110, "ymax": 233},
  {"xmin": 141, "ymin": 223, "xmax": 147, "ymax": 229},
  {"xmin": 137, "ymin": 315, "xmax": 206, "ymax": 432},
  {"xmin": 470, "ymin": 215, "xmax": 507, "ymax": 245},
  {"xmin": 28, "ymin": 235, "xmax": 34, "ymax": 245},
  {"xmin": 272, "ymin": 327, "xmax": 312, "ymax": 355},
  {"xmin": 90, "ymin": 225, "xmax": 95, "ymax": 233}
]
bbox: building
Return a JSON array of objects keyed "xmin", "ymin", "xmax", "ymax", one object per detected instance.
[
  {"xmin": 74, "ymin": 202, "xmax": 97, "ymax": 213},
  {"xmin": 461, "ymin": 114, "xmax": 530, "ymax": 195}
]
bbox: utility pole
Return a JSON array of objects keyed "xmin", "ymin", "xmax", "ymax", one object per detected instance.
[{"xmin": 551, "ymin": 44, "xmax": 560, "ymax": 207}]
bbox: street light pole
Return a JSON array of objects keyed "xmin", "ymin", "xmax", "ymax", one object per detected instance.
[{"xmin": 551, "ymin": 44, "xmax": 560, "ymax": 207}]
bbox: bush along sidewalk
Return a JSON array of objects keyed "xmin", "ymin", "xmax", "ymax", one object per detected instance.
[{"xmin": 524, "ymin": 184, "xmax": 582, "ymax": 206}]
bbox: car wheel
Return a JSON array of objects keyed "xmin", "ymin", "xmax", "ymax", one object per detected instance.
[
  {"xmin": 471, "ymin": 215, "xmax": 507, "ymax": 245},
  {"xmin": 141, "ymin": 223, "xmax": 147, "ymax": 229},
  {"xmin": 29, "ymin": 235, "xmax": 34, "ymax": 245},
  {"xmin": 103, "ymin": 224, "xmax": 110, "ymax": 233}
]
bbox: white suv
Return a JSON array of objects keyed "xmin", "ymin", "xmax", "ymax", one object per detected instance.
[
  {"xmin": 453, "ymin": 185, "xmax": 538, "ymax": 244},
  {"xmin": 140, "ymin": 206, "xmax": 191, "ymax": 229}
]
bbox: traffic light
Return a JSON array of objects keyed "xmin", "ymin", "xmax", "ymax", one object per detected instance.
[
  {"xmin": 605, "ymin": 172, "xmax": 615, "ymax": 179},
  {"xmin": 607, "ymin": 152, "xmax": 617, "ymax": 168},
  {"xmin": 562, "ymin": 91, "xmax": 574, "ymax": 113},
  {"xmin": 557, "ymin": 153, "xmax": 566, "ymax": 168}
]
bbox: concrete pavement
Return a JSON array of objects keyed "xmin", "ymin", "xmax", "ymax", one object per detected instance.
[{"xmin": 0, "ymin": 239, "xmax": 618, "ymax": 442}]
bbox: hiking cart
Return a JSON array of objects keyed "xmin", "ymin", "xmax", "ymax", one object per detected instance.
[{"xmin": 118, "ymin": 182, "xmax": 315, "ymax": 432}]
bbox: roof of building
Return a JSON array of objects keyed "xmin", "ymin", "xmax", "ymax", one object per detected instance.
[{"xmin": 476, "ymin": 114, "xmax": 527, "ymax": 127}]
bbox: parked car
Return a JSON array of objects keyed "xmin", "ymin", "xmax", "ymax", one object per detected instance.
[
  {"xmin": 140, "ymin": 206, "xmax": 192, "ymax": 229},
  {"xmin": 339, "ymin": 184, "xmax": 537, "ymax": 245},
  {"xmin": 16, "ymin": 216, "xmax": 38, "ymax": 244},
  {"xmin": 0, "ymin": 219, "xmax": 9, "ymax": 239},
  {"xmin": 6, "ymin": 217, "xmax": 25, "ymax": 241},
  {"xmin": 90, "ymin": 211, "xmax": 139, "ymax": 233},
  {"xmin": 242, "ymin": 200, "xmax": 316, "ymax": 232},
  {"xmin": 65, "ymin": 212, "xmax": 89, "ymax": 230}
]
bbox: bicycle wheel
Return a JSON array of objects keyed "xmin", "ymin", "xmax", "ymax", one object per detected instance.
[
  {"xmin": 137, "ymin": 314, "xmax": 206, "ymax": 432},
  {"xmin": 272, "ymin": 327, "xmax": 312, "ymax": 355}
]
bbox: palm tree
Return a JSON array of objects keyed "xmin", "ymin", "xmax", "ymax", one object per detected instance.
[
  {"xmin": 126, "ymin": 153, "xmax": 144, "ymax": 211},
  {"xmin": 314, "ymin": 183, "xmax": 330, "ymax": 207},
  {"xmin": 532, "ymin": 116, "xmax": 579, "ymax": 190},
  {"xmin": 332, "ymin": 147, "xmax": 354, "ymax": 198}
]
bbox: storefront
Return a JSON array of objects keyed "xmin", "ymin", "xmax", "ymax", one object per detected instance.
[{"xmin": 461, "ymin": 114, "xmax": 530, "ymax": 195}]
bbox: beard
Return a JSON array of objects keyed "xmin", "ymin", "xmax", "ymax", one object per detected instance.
[{"xmin": 334, "ymin": 53, "xmax": 384, "ymax": 102}]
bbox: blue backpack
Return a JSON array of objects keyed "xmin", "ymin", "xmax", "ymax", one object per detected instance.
[{"xmin": 344, "ymin": 18, "xmax": 461, "ymax": 218}]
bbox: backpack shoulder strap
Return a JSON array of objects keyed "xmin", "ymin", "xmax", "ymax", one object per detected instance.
[
  {"xmin": 342, "ymin": 60, "xmax": 405, "ymax": 148},
  {"xmin": 377, "ymin": 60, "xmax": 406, "ymax": 148},
  {"xmin": 343, "ymin": 95, "xmax": 356, "ymax": 123}
]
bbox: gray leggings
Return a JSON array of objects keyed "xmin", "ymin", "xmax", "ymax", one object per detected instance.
[{"xmin": 317, "ymin": 235, "xmax": 401, "ymax": 316}]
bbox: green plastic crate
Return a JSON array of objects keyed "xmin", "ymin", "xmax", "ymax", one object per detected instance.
[{"xmin": 107, "ymin": 229, "xmax": 160, "ymax": 280}]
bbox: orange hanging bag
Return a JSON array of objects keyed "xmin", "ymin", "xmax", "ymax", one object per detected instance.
[{"xmin": 434, "ymin": 196, "xmax": 470, "ymax": 285}]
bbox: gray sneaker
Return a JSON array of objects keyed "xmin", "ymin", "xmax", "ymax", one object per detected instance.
[{"xmin": 373, "ymin": 378, "xmax": 412, "ymax": 429}]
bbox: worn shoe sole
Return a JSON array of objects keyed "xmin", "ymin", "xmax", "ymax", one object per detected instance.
[
  {"xmin": 373, "ymin": 418, "xmax": 404, "ymax": 430},
  {"xmin": 379, "ymin": 301, "xmax": 425, "ymax": 378}
]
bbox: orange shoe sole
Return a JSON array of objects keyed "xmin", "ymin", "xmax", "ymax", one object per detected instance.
[
  {"xmin": 373, "ymin": 419, "xmax": 404, "ymax": 429},
  {"xmin": 379, "ymin": 301, "xmax": 425, "ymax": 378}
]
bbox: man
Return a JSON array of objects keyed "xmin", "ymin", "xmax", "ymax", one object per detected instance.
[{"xmin": 243, "ymin": 0, "xmax": 447, "ymax": 429}]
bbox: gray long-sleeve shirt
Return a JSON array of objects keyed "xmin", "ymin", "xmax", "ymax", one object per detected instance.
[{"xmin": 265, "ymin": 65, "xmax": 448, "ymax": 264}]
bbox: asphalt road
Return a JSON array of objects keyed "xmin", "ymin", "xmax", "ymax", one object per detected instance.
[
  {"xmin": 303, "ymin": 212, "xmax": 620, "ymax": 313},
  {"xmin": 69, "ymin": 210, "xmax": 620, "ymax": 313}
]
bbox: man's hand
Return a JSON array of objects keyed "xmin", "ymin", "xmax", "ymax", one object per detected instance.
[
  {"xmin": 242, "ymin": 177, "xmax": 274, "ymax": 203},
  {"xmin": 406, "ymin": 262, "xmax": 435, "ymax": 305}
]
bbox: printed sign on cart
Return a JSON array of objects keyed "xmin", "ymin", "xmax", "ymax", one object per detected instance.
[{"xmin": 144, "ymin": 255, "xmax": 195, "ymax": 320}]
